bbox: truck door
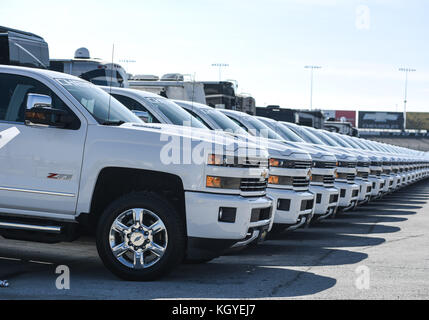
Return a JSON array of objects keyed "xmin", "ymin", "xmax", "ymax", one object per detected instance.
[{"xmin": 0, "ymin": 72, "xmax": 86, "ymax": 217}]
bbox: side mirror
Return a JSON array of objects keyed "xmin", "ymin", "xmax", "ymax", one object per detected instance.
[{"xmin": 25, "ymin": 93, "xmax": 72, "ymax": 128}]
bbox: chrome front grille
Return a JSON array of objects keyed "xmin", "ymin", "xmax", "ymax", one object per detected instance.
[
  {"xmin": 234, "ymin": 156, "xmax": 268, "ymax": 168},
  {"xmin": 347, "ymin": 173, "xmax": 356, "ymax": 183},
  {"xmin": 240, "ymin": 178, "xmax": 268, "ymax": 193},
  {"xmin": 370, "ymin": 170, "xmax": 382, "ymax": 177},
  {"xmin": 357, "ymin": 171, "xmax": 369, "ymax": 179},
  {"xmin": 347, "ymin": 162, "xmax": 357, "ymax": 168},
  {"xmin": 292, "ymin": 176, "xmax": 310, "ymax": 188},
  {"xmin": 312, "ymin": 174, "xmax": 335, "ymax": 186},
  {"xmin": 357, "ymin": 162, "xmax": 370, "ymax": 167},
  {"xmin": 323, "ymin": 175, "xmax": 335, "ymax": 186},
  {"xmin": 293, "ymin": 160, "xmax": 312, "ymax": 169},
  {"xmin": 313, "ymin": 161, "xmax": 337, "ymax": 169}
]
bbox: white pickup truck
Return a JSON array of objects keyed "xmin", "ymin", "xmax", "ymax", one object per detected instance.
[{"xmin": 0, "ymin": 66, "xmax": 273, "ymax": 280}]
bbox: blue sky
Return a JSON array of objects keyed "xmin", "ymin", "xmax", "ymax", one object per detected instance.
[{"xmin": 1, "ymin": 0, "xmax": 428, "ymax": 111}]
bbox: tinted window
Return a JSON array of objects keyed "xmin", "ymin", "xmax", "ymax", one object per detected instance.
[
  {"xmin": 244, "ymin": 116, "xmax": 284, "ymax": 140},
  {"xmin": 0, "ymin": 73, "xmax": 80, "ymax": 129},
  {"xmin": 310, "ymin": 130, "xmax": 339, "ymax": 146},
  {"xmin": 185, "ymin": 109, "xmax": 211, "ymax": 128},
  {"xmin": 328, "ymin": 133, "xmax": 352, "ymax": 148},
  {"xmin": 228, "ymin": 116, "xmax": 249, "ymax": 132},
  {"xmin": 58, "ymin": 78, "xmax": 141, "ymax": 125},
  {"xmin": 203, "ymin": 109, "xmax": 247, "ymax": 134},
  {"xmin": 141, "ymin": 97, "xmax": 207, "ymax": 129},
  {"xmin": 259, "ymin": 119, "xmax": 304, "ymax": 142},
  {"xmin": 286, "ymin": 125, "xmax": 324, "ymax": 144},
  {"xmin": 112, "ymin": 94, "xmax": 160, "ymax": 124}
]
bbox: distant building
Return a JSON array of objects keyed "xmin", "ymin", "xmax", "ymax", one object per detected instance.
[
  {"xmin": 201, "ymin": 81, "xmax": 237, "ymax": 111},
  {"xmin": 236, "ymin": 93, "xmax": 256, "ymax": 115},
  {"xmin": 256, "ymin": 105, "xmax": 325, "ymax": 129}
]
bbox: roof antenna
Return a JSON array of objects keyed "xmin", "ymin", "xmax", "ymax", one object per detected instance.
[
  {"xmin": 107, "ymin": 43, "xmax": 115, "ymax": 122},
  {"xmin": 191, "ymin": 72, "xmax": 196, "ymax": 126}
]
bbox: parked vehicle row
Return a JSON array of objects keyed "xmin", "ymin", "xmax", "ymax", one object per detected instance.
[{"xmin": 0, "ymin": 65, "xmax": 427, "ymax": 281}]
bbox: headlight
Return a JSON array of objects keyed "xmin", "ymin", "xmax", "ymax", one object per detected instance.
[
  {"xmin": 206, "ymin": 176, "xmax": 241, "ymax": 189},
  {"xmin": 208, "ymin": 154, "xmax": 226, "ymax": 166},
  {"xmin": 338, "ymin": 161, "xmax": 348, "ymax": 167},
  {"xmin": 269, "ymin": 158, "xmax": 294, "ymax": 168},
  {"xmin": 208, "ymin": 154, "xmax": 267, "ymax": 168}
]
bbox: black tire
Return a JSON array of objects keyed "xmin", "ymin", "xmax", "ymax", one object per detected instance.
[{"xmin": 96, "ymin": 192, "xmax": 186, "ymax": 281}]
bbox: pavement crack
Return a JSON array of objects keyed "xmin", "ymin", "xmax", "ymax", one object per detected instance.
[{"xmin": 269, "ymin": 249, "xmax": 335, "ymax": 296}]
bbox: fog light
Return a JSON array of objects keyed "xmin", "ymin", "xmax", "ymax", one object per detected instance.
[
  {"xmin": 206, "ymin": 176, "xmax": 241, "ymax": 189},
  {"xmin": 268, "ymin": 175, "xmax": 279, "ymax": 184},
  {"xmin": 206, "ymin": 176, "xmax": 222, "ymax": 188},
  {"xmin": 277, "ymin": 199, "xmax": 291, "ymax": 211},
  {"xmin": 218, "ymin": 207, "xmax": 236, "ymax": 223}
]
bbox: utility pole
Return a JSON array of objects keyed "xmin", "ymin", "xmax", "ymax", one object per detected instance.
[
  {"xmin": 399, "ymin": 68, "xmax": 416, "ymax": 131},
  {"xmin": 304, "ymin": 65, "xmax": 322, "ymax": 110}
]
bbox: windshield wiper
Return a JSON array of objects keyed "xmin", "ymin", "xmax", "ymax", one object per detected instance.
[{"xmin": 101, "ymin": 120, "xmax": 126, "ymax": 126}]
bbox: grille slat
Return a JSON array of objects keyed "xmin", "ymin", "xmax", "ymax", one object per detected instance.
[
  {"xmin": 292, "ymin": 177, "xmax": 310, "ymax": 188},
  {"xmin": 240, "ymin": 178, "xmax": 267, "ymax": 192},
  {"xmin": 323, "ymin": 176, "xmax": 335, "ymax": 185},
  {"xmin": 357, "ymin": 171, "xmax": 369, "ymax": 179},
  {"xmin": 314, "ymin": 161, "xmax": 337, "ymax": 169},
  {"xmin": 294, "ymin": 160, "xmax": 312, "ymax": 169},
  {"xmin": 347, "ymin": 173, "xmax": 356, "ymax": 182}
]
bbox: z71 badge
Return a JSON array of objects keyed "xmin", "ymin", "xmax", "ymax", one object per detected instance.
[{"xmin": 47, "ymin": 173, "xmax": 73, "ymax": 180}]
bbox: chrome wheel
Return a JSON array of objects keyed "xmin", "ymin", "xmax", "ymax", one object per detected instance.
[{"xmin": 109, "ymin": 208, "xmax": 168, "ymax": 269}]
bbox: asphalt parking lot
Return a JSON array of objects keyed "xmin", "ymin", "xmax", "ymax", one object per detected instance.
[{"xmin": 0, "ymin": 180, "xmax": 428, "ymax": 300}]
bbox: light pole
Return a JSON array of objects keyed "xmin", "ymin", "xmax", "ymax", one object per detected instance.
[
  {"xmin": 304, "ymin": 65, "xmax": 322, "ymax": 110},
  {"xmin": 212, "ymin": 63, "xmax": 229, "ymax": 82},
  {"xmin": 399, "ymin": 67, "xmax": 416, "ymax": 131}
]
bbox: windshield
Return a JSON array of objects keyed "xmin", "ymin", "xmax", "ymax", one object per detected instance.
[
  {"xmin": 351, "ymin": 138, "xmax": 370, "ymax": 150},
  {"xmin": 203, "ymin": 109, "xmax": 248, "ymax": 134},
  {"xmin": 369, "ymin": 142, "xmax": 387, "ymax": 152},
  {"xmin": 311, "ymin": 130, "xmax": 340, "ymax": 147},
  {"xmin": 244, "ymin": 116, "xmax": 284, "ymax": 140},
  {"xmin": 142, "ymin": 97, "xmax": 207, "ymax": 129},
  {"xmin": 259, "ymin": 119, "xmax": 305, "ymax": 142},
  {"xmin": 288, "ymin": 125, "xmax": 324, "ymax": 145},
  {"xmin": 57, "ymin": 78, "xmax": 142, "ymax": 125},
  {"xmin": 326, "ymin": 133, "xmax": 352, "ymax": 148},
  {"xmin": 360, "ymin": 139, "xmax": 378, "ymax": 151},
  {"xmin": 338, "ymin": 135, "xmax": 361, "ymax": 149}
]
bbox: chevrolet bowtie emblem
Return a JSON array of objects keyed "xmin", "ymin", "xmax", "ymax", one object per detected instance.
[{"xmin": 261, "ymin": 170, "xmax": 268, "ymax": 179}]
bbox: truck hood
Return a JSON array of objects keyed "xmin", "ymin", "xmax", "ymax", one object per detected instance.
[
  {"xmin": 119, "ymin": 122, "xmax": 268, "ymax": 157},
  {"xmin": 220, "ymin": 131, "xmax": 311, "ymax": 160}
]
